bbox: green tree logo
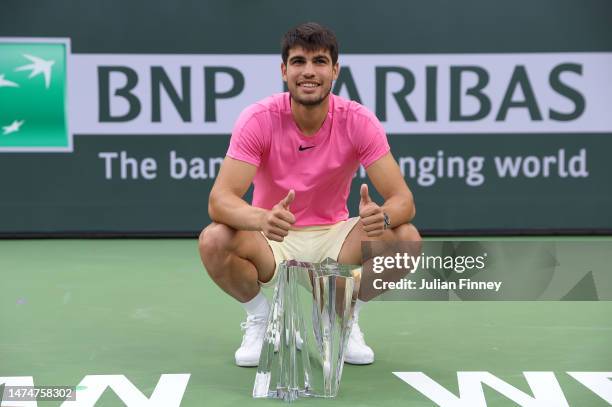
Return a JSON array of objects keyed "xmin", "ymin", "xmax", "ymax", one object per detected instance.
[{"xmin": 0, "ymin": 38, "xmax": 71, "ymax": 152}]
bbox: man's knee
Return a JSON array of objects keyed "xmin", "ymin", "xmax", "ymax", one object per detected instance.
[
  {"xmin": 393, "ymin": 224, "xmax": 422, "ymax": 262},
  {"xmin": 393, "ymin": 223, "xmax": 421, "ymax": 242},
  {"xmin": 198, "ymin": 223, "xmax": 236, "ymax": 266}
]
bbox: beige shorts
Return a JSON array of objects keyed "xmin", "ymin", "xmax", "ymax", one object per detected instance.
[{"xmin": 259, "ymin": 217, "xmax": 360, "ymax": 288}]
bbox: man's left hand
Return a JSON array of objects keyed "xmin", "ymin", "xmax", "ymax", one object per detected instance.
[{"xmin": 359, "ymin": 184, "xmax": 385, "ymax": 237}]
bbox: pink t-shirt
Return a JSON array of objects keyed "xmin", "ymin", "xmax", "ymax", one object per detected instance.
[{"xmin": 227, "ymin": 93, "xmax": 390, "ymax": 227}]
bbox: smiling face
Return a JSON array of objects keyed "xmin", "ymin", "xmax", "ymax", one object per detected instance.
[{"xmin": 281, "ymin": 47, "xmax": 339, "ymax": 107}]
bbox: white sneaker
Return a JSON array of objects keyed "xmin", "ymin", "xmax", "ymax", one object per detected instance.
[
  {"xmin": 293, "ymin": 330, "xmax": 304, "ymax": 350},
  {"xmin": 344, "ymin": 319, "xmax": 374, "ymax": 365},
  {"xmin": 278, "ymin": 329, "xmax": 303, "ymax": 350},
  {"xmin": 235, "ymin": 314, "xmax": 267, "ymax": 367}
]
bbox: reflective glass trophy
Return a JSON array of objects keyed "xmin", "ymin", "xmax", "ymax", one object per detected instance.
[{"xmin": 253, "ymin": 258, "xmax": 360, "ymax": 401}]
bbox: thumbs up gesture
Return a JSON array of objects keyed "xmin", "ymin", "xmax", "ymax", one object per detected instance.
[
  {"xmin": 359, "ymin": 184, "xmax": 385, "ymax": 237},
  {"xmin": 261, "ymin": 190, "xmax": 296, "ymax": 242}
]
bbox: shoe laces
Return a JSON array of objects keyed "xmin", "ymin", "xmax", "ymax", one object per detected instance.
[
  {"xmin": 350, "ymin": 318, "xmax": 366, "ymax": 344},
  {"xmin": 239, "ymin": 314, "xmax": 267, "ymax": 345}
]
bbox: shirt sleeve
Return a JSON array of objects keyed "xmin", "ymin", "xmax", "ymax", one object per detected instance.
[
  {"xmin": 226, "ymin": 107, "xmax": 265, "ymax": 167},
  {"xmin": 351, "ymin": 106, "xmax": 391, "ymax": 168}
]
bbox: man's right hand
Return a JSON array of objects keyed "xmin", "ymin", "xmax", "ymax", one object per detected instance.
[{"xmin": 261, "ymin": 190, "xmax": 296, "ymax": 242}]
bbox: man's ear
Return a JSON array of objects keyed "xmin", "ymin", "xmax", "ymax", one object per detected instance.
[
  {"xmin": 332, "ymin": 62, "xmax": 340, "ymax": 80},
  {"xmin": 281, "ymin": 62, "xmax": 288, "ymax": 82}
]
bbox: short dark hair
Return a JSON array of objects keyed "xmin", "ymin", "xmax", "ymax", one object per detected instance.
[{"xmin": 281, "ymin": 22, "xmax": 339, "ymax": 65}]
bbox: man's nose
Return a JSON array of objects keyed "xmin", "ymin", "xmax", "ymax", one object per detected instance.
[{"xmin": 302, "ymin": 61, "xmax": 315, "ymax": 77}]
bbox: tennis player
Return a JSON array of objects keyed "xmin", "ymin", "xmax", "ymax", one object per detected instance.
[{"xmin": 198, "ymin": 22, "xmax": 420, "ymax": 367}]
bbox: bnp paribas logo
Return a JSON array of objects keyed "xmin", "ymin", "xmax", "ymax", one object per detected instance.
[{"xmin": 0, "ymin": 38, "xmax": 72, "ymax": 152}]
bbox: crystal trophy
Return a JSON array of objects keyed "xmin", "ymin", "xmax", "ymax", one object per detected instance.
[{"xmin": 253, "ymin": 258, "xmax": 360, "ymax": 401}]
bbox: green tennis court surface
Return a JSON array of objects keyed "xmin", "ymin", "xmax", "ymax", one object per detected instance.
[{"xmin": 1, "ymin": 239, "xmax": 611, "ymax": 406}]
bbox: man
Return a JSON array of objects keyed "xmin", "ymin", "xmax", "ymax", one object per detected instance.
[{"xmin": 198, "ymin": 22, "xmax": 420, "ymax": 367}]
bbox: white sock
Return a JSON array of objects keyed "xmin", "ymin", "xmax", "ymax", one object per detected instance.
[
  {"xmin": 354, "ymin": 299, "xmax": 366, "ymax": 319},
  {"xmin": 242, "ymin": 291, "xmax": 269, "ymax": 317}
]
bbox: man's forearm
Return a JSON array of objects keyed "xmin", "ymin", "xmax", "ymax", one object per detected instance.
[
  {"xmin": 208, "ymin": 191, "xmax": 266, "ymax": 231},
  {"xmin": 381, "ymin": 193, "xmax": 415, "ymax": 228}
]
